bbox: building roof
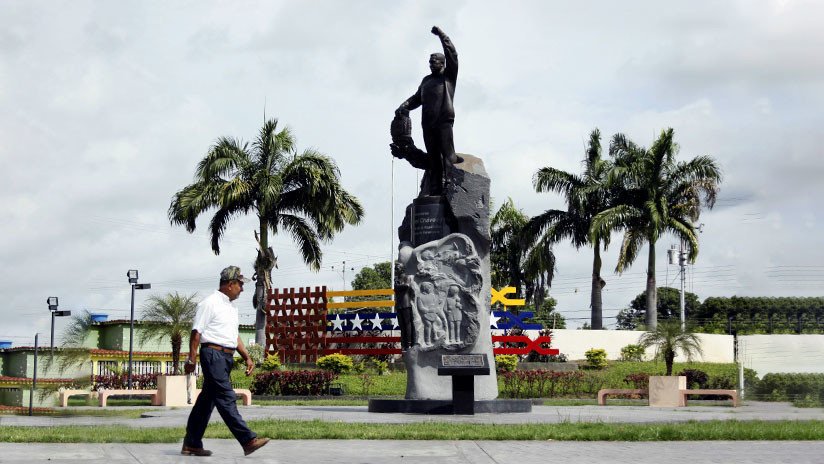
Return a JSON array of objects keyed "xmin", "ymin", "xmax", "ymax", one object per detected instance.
[
  {"xmin": 90, "ymin": 349, "xmax": 173, "ymax": 357},
  {"xmin": 0, "ymin": 375, "xmax": 76, "ymax": 384}
]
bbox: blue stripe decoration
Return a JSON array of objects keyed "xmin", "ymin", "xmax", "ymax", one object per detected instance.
[{"xmin": 492, "ymin": 311, "xmax": 543, "ymax": 330}]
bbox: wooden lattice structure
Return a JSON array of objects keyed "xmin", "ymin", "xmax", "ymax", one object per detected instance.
[{"xmin": 265, "ymin": 286, "xmax": 328, "ymax": 363}]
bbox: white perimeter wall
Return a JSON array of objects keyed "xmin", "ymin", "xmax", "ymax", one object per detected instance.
[
  {"xmin": 546, "ymin": 329, "xmax": 734, "ymax": 363},
  {"xmin": 496, "ymin": 330, "xmax": 824, "ymax": 377},
  {"xmin": 739, "ymin": 335, "xmax": 824, "ymax": 377}
]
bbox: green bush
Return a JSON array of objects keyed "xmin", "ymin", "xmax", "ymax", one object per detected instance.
[
  {"xmin": 248, "ymin": 344, "xmax": 266, "ymax": 366},
  {"xmin": 619, "ymin": 344, "xmax": 645, "ymax": 362},
  {"xmin": 678, "ymin": 368, "xmax": 709, "ymax": 389},
  {"xmin": 495, "ymin": 354, "xmax": 519, "ymax": 373},
  {"xmin": 261, "ymin": 354, "xmax": 282, "ymax": 372},
  {"xmin": 751, "ymin": 373, "xmax": 824, "ymax": 405},
  {"xmin": 251, "ymin": 370, "xmax": 337, "ymax": 396},
  {"xmin": 316, "ymin": 353, "xmax": 354, "ymax": 374},
  {"xmin": 584, "ymin": 348, "xmax": 608, "ymax": 370}
]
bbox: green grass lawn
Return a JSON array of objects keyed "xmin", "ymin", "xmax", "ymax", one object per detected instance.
[{"xmin": 3, "ymin": 419, "xmax": 823, "ymax": 442}]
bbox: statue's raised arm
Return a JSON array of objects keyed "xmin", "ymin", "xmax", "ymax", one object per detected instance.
[{"xmin": 431, "ymin": 26, "xmax": 457, "ymax": 83}]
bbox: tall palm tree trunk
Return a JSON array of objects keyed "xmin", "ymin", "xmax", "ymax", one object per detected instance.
[
  {"xmin": 646, "ymin": 236, "xmax": 657, "ymax": 330},
  {"xmin": 254, "ymin": 217, "xmax": 270, "ymax": 347},
  {"xmin": 590, "ymin": 241, "xmax": 603, "ymax": 330}
]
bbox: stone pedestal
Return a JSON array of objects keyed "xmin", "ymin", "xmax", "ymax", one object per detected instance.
[
  {"xmin": 648, "ymin": 375, "xmax": 686, "ymax": 407},
  {"xmin": 157, "ymin": 375, "xmax": 193, "ymax": 407},
  {"xmin": 394, "ymin": 154, "xmax": 498, "ymax": 402}
]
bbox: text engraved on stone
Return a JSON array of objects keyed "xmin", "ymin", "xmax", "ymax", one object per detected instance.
[{"xmin": 441, "ymin": 354, "xmax": 485, "ymax": 367}]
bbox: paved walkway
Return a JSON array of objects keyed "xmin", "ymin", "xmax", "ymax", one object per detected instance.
[
  {"xmin": 1, "ymin": 403, "xmax": 821, "ymax": 463},
  {"xmin": 0, "ymin": 440, "xmax": 822, "ymax": 464}
]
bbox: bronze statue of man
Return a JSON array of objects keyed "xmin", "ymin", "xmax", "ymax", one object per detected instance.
[{"xmin": 396, "ymin": 26, "xmax": 459, "ymax": 196}]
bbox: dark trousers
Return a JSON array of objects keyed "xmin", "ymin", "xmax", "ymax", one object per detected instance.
[
  {"xmin": 422, "ymin": 122, "xmax": 456, "ymax": 195},
  {"xmin": 184, "ymin": 347, "xmax": 256, "ymax": 447}
]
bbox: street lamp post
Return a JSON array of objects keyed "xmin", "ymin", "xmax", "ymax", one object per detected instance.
[
  {"xmin": 47, "ymin": 297, "xmax": 71, "ymax": 355},
  {"xmin": 126, "ymin": 270, "xmax": 151, "ymax": 390},
  {"xmin": 29, "ymin": 333, "xmax": 39, "ymax": 416}
]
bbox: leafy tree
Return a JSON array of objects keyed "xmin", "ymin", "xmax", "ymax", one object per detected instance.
[
  {"xmin": 528, "ymin": 297, "xmax": 566, "ymax": 329},
  {"xmin": 638, "ymin": 319, "xmax": 703, "ymax": 375},
  {"xmin": 617, "ymin": 287, "xmax": 701, "ymax": 330},
  {"xmin": 523, "ymin": 129, "xmax": 614, "ymax": 329},
  {"xmin": 350, "ymin": 262, "xmax": 391, "ymax": 291},
  {"xmin": 169, "ymin": 118, "xmax": 364, "ymax": 345},
  {"xmin": 591, "ymin": 128, "xmax": 722, "ymax": 330},
  {"xmin": 140, "ymin": 292, "xmax": 198, "ymax": 375}
]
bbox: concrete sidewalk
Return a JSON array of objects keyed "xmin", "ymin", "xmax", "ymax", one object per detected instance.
[
  {"xmin": 2, "ymin": 403, "xmax": 822, "ymax": 463},
  {"xmin": 1, "ymin": 440, "xmax": 822, "ymax": 464}
]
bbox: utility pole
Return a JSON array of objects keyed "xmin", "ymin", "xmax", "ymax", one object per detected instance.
[
  {"xmin": 667, "ymin": 243, "xmax": 687, "ymax": 331},
  {"xmin": 331, "ymin": 261, "xmax": 354, "ymax": 291}
]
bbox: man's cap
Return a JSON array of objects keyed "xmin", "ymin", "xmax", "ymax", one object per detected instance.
[{"xmin": 220, "ymin": 266, "xmax": 251, "ymax": 283}]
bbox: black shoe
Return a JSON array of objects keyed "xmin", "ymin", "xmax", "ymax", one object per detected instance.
[
  {"xmin": 181, "ymin": 445, "xmax": 213, "ymax": 456},
  {"xmin": 243, "ymin": 437, "xmax": 270, "ymax": 456}
]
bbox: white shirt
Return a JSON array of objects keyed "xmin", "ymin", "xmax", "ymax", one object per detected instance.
[{"xmin": 192, "ymin": 290, "xmax": 239, "ymax": 349}]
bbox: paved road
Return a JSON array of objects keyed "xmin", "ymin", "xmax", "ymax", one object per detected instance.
[{"xmin": 0, "ymin": 440, "xmax": 822, "ymax": 464}]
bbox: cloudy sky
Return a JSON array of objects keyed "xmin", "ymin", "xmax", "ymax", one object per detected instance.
[{"xmin": 2, "ymin": 0, "xmax": 823, "ymax": 345}]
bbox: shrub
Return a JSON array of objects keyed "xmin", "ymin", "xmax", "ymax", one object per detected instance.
[
  {"xmin": 678, "ymin": 368, "xmax": 709, "ymax": 389},
  {"xmin": 584, "ymin": 348, "xmax": 608, "ymax": 370},
  {"xmin": 495, "ymin": 354, "xmax": 519, "ymax": 373},
  {"xmin": 500, "ymin": 370, "xmax": 591, "ymax": 398},
  {"xmin": 372, "ymin": 359, "xmax": 390, "ymax": 375},
  {"xmin": 623, "ymin": 373, "xmax": 650, "ymax": 389},
  {"xmin": 752, "ymin": 373, "xmax": 824, "ymax": 403},
  {"xmin": 251, "ymin": 370, "xmax": 338, "ymax": 396},
  {"xmin": 620, "ymin": 344, "xmax": 645, "ymax": 362},
  {"xmin": 317, "ymin": 353, "xmax": 354, "ymax": 374},
  {"xmin": 247, "ymin": 344, "xmax": 266, "ymax": 366},
  {"xmin": 260, "ymin": 354, "xmax": 282, "ymax": 372},
  {"xmin": 93, "ymin": 373, "xmax": 159, "ymax": 390}
]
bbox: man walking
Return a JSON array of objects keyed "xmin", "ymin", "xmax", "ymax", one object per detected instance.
[{"xmin": 181, "ymin": 265, "xmax": 269, "ymax": 457}]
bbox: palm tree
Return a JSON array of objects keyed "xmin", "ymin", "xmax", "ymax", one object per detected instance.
[
  {"xmin": 490, "ymin": 198, "xmax": 530, "ymax": 298},
  {"xmin": 592, "ymin": 128, "xmax": 721, "ymax": 330},
  {"xmin": 522, "ymin": 129, "xmax": 613, "ymax": 329},
  {"xmin": 48, "ymin": 310, "xmax": 96, "ymax": 375},
  {"xmin": 140, "ymin": 292, "xmax": 198, "ymax": 375},
  {"xmin": 169, "ymin": 118, "xmax": 364, "ymax": 346},
  {"xmin": 638, "ymin": 319, "xmax": 703, "ymax": 375}
]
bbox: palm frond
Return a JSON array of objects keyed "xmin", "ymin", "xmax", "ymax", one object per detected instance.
[{"xmin": 277, "ymin": 214, "xmax": 324, "ymax": 270}]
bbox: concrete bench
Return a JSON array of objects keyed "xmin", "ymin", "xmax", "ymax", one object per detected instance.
[
  {"xmin": 58, "ymin": 389, "xmax": 97, "ymax": 407},
  {"xmin": 98, "ymin": 389, "xmax": 160, "ymax": 407},
  {"xmin": 597, "ymin": 388, "xmax": 648, "ymax": 405},
  {"xmin": 192, "ymin": 388, "xmax": 253, "ymax": 406},
  {"xmin": 680, "ymin": 389, "xmax": 739, "ymax": 407}
]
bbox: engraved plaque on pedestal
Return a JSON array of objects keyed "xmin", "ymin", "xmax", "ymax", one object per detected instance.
[{"xmin": 411, "ymin": 196, "xmax": 450, "ymax": 246}]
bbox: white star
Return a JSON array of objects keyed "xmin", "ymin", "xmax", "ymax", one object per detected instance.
[
  {"xmin": 350, "ymin": 313, "xmax": 364, "ymax": 330},
  {"xmin": 331, "ymin": 314, "xmax": 345, "ymax": 331},
  {"xmin": 490, "ymin": 311, "xmax": 501, "ymax": 329},
  {"xmin": 390, "ymin": 314, "xmax": 399, "ymax": 329},
  {"xmin": 369, "ymin": 313, "xmax": 384, "ymax": 331}
]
